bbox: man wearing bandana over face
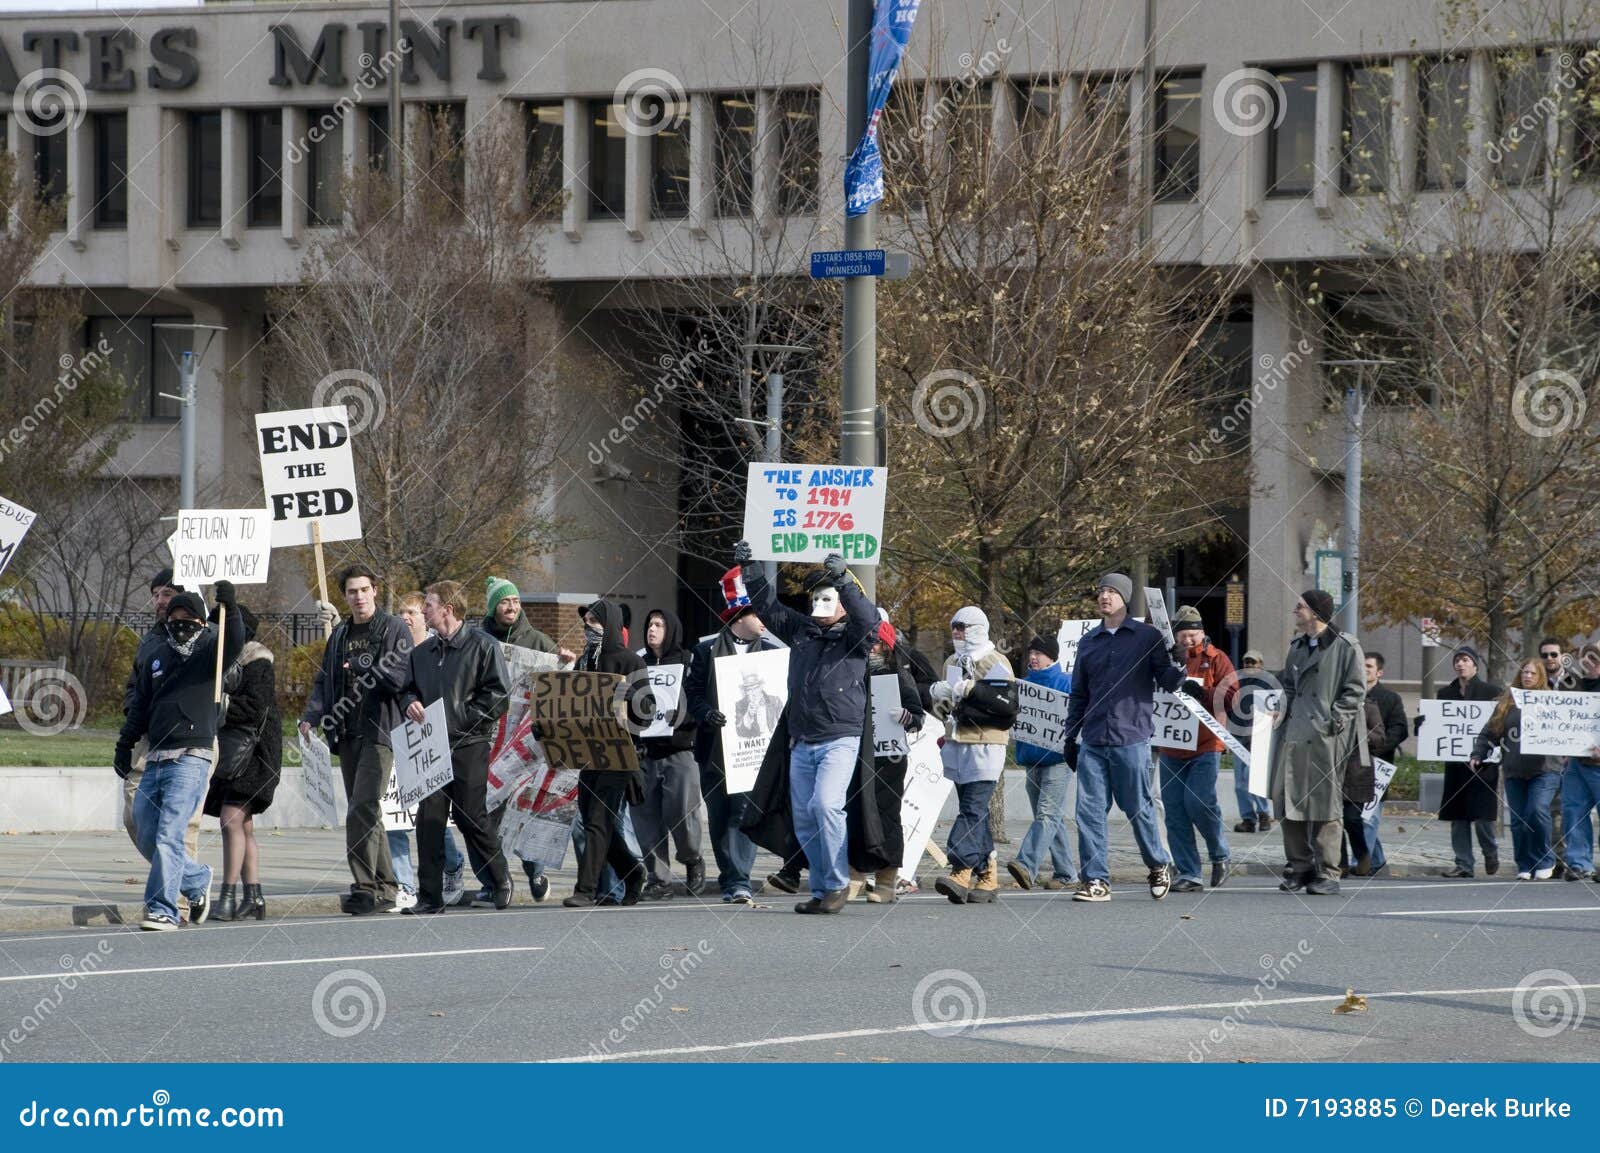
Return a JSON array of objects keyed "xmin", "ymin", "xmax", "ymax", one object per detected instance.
[
  {"xmin": 732, "ymin": 540, "xmax": 878, "ymax": 913},
  {"xmin": 115, "ymin": 582, "xmax": 245, "ymax": 930}
]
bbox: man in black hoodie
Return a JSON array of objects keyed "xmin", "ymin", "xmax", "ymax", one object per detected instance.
[
  {"xmin": 563, "ymin": 598, "xmax": 648, "ymax": 907},
  {"xmin": 116, "ymin": 582, "xmax": 244, "ymax": 930},
  {"xmin": 121, "ymin": 567, "xmax": 184, "ymax": 849},
  {"xmin": 633, "ymin": 608, "xmax": 705, "ymax": 899}
]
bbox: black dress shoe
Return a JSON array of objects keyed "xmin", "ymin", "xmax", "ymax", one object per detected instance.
[
  {"xmin": 794, "ymin": 897, "xmax": 825, "ymax": 914},
  {"xmin": 493, "ymin": 881, "xmax": 514, "ymax": 910},
  {"xmin": 1172, "ymin": 878, "xmax": 1204, "ymax": 893},
  {"xmin": 343, "ymin": 891, "xmax": 378, "ymax": 915},
  {"xmin": 563, "ymin": 894, "xmax": 596, "ymax": 908},
  {"xmin": 1279, "ymin": 874, "xmax": 1307, "ymax": 893},
  {"xmin": 1210, "ymin": 861, "xmax": 1229, "ymax": 888},
  {"xmin": 1484, "ymin": 853, "xmax": 1500, "ymax": 876},
  {"xmin": 767, "ymin": 872, "xmax": 801, "ymax": 895},
  {"xmin": 1232, "ymin": 818, "xmax": 1257, "ymax": 833},
  {"xmin": 403, "ymin": 900, "xmax": 445, "ymax": 915},
  {"xmin": 685, "ymin": 858, "xmax": 706, "ymax": 896},
  {"xmin": 621, "ymin": 869, "xmax": 645, "ymax": 906}
]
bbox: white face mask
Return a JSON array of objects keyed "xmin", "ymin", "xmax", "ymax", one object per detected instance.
[{"xmin": 810, "ymin": 589, "xmax": 840, "ymax": 619}]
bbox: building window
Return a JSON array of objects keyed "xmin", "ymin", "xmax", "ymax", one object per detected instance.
[
  {"xmin": 1342, "ymin": 64, "xmax": 1390, "ymax": 193},
  {"xmin": 1495, "ymin": 51, "xmax": 1551, "ymax": 186},
  {"xmin": 92, "ymin": 111, "xmax": 128, "ymax": 228},
  {"xmin": 1417, "ymin": 56, "xmax": 1470, "ymax": 190},
  {"xmin": 776, "ymin": 89, "xmax": 820, "ymax": 215},
  {"xmin": 247, "ymin": 109, "xmax": 283, "ymax": 227},
  {"xmin": 1267, "ymin": 67, "xmax": 1318, "ymax": 196},
  {"xmin": 588, "ymin": 99, "xmax": 626, "ymax": 220},
  {"xmin": 524, "ymin": 102, "xmax": 563, "ymax": 218},
  {"xmin": 423, "ymin": 103, "xmax": 465, "ymax": 211},
  {"xmin": 714, "ymin": 94, "xmax": 755, "ymax": 218},
  {"xmin": 1154, "ymin": 72, "xmax": 1202, "ymax": 201},
  {"xmin": 89, "ymin": 315, "xmax": 190, "ymax": 422},
  {"xmin": 31, "ymin": 125, "xmax": 68, "ymax": 202},
  {"xmin": 650, "ymin": 100, "xmax": 690, "ymax": 219},
  {"xmin": 878, "ymin": 82, "xmax": 926, "ymax": 211},
  {"xmin": 366, "ymin": 106, "xmax": 391, "ymax": 175},
  {"xmin": 1573, "ymin": 47, "xmax": 1600, "ymax": 180},
  {"xmin": 304, "ymin": 107, "xmax": 342, "ymax": 226},
  {"xmin": 187, "ymin": 111, "xmax": 222, "ymax": 227},
  {"xmin": 1081, "ymin": 75, "xmax": 1131, "ymax": 187}
]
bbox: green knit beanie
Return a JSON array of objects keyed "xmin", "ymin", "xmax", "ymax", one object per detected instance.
[{"xmin": 485, "ymin": 576, "xmax": 519, "ymax": 618}]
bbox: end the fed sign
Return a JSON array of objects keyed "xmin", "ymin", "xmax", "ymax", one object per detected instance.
[
  {"xmin": 255, "ymin": 406, "xmax": 363, "ymax": 549},
  {"xmin": 741, "ymin": 463, "xmax": 886, "ymax": 565}
]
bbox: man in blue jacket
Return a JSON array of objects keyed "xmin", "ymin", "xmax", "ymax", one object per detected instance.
[
  {"xmin": 734, "ymin": 541, "xmax": 878, "ymax": 913},
  {"xmin": 1062, "ymin": 572, "xmax": 1188, "ymax": 902},
  {"xmin": 1006, "ymin": 635, "xmax": 1077, "ymax": 890}
]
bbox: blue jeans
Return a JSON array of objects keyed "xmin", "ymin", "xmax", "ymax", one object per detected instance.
[
  {"xmin": 1362, "ymin": 805, "xmax": 1387, "ymax": 872},
  {"xmin": 1450, "ymin": 819, "xmax": 1498, "ymax": 873},
  {"xmin": 789, "ymin": 736, "xmax": 858, "ymax": 898},
  {"xmin": 1505, "ymin": 774, "xmax": 1559, "ymax": 874},
  {"xmin": 1015, "ymin": 761, "xmax": 1075, "ymax": 882},
  {"xmin": 1158, "ymin": 752, "xmax": 1230, "ymax": 883},
  {"xmin": 1233, "ymin": 765, "xmax": 1271, "ymax": 821},
  {"xmin": 947, "ymin": 778, "xmax": 998, "ymax": 871},
  {"xmin": 1560, "ymin": 761, "xmax": 1600, "ymax": 873},
  {"xmin": 701, "ymin": 762, "xmax": 758, "ymax": 896},
  {"xmin": 133, "ymin": 754, "xmax": 212, "ymax": 922},
  {"xmin": 388, "ymin": 828, "xmax": 465, "ymax": 891},
  {"xmin": 570, "ymin": 804, "xmax": 640, "ymax": 902},
  {"xmin": 1075, "ymin": 742, "xmax": 1171, "ymax": 882}
]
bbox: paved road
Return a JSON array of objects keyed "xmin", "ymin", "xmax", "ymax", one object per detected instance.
[{"xmin": 0, "ymin": 876, "xmax": 1595, "ymax": 1063}]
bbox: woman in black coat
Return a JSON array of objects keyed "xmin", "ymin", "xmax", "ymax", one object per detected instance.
[
  {"xmin": 202, "ymin": 605, "xmax": 281, "ymax": 920},
  {"xmin": 1339, "ymin": 700, "xmax": 1385, "ymax": 876},
  {"xmin": 848, "ymin": 623, "xmax": 925, "ymax": 902},
  {"xmin": 1435, "ymin": 646, "xmax": 1502, "ymax": 878}
]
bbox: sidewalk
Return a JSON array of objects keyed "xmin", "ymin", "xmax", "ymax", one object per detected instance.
[{"xmin": 0, "ymin": 769, "xmax": 1462, "ymax": 930}]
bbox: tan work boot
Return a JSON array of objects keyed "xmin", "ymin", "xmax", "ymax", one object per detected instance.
[
  {"xmin": 847, "ymin": 868, "xmax": 867, "ymax": 901},
  {"xmin": 867, "ymin": 867, "xmax": 898, "ymax": 903},
  {"xmin": 934, "ymin": 867, "xmax": 973, "ymax": 904},
  {"xmin": 968, "ymin": 860, "xmax": 999, "ymax": 903}
]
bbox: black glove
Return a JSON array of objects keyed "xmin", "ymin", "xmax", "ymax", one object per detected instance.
[
  {"xmin": 732, "ymin": 540, "xmax": 753, "ymax": 566},
  {"xmin": 214, "ymin": 579, "xmax": 237, "ymax": 611},
  {"xmin": 823, "ymin": 553, "xmax": 847, "ymax": 581},
  {"xmin": 1412, "ymin": 714, "xmax": 1425, "ymax": 736},
  {"xmin": 706, "ymin": 709, "xmax": 728, "ymax": 728},
  {"xmin": 1179, "ymin": 679, "xmax": 1207, "ymax": 703},
  {"xmin": 113, "ymin": 744, "xmax": 133, "ymax": 780},
  {"xmin": 1063, "ymin": 738, "xmax": 1079, "ymax": 771}
]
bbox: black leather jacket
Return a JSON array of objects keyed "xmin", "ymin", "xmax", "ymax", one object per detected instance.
[{"xmin": 401, "ymin": 621, "xmax": 511, "ymax": 749}]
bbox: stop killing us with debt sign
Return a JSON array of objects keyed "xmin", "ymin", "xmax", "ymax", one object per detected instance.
[
  {"xmin": 391, "ymin": 698, "xmax": 453, "ymax": 808},
  {"xmin": 741, "ymin": 463, "xmax": 886, "ymax": 565},
  {"xmin": 0, "ymin": 495, "xmax": 36, "ymax": 580},
  {"xmin": 528, "ymin": 671, "xmax": 640, "ymax": 774},
  {"xmin": 169, "ymin": 509, "xmax": 272, "ymax": 590},
  {"xmin": 714, "ymin": 647, "xmax": 790, "ymax": 793},
  {"xmin": 255, "ymin": 406, "xmax": 363, "ymax": 549}
]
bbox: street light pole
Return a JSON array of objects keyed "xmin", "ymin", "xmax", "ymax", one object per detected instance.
[
  {"xmin": 841, "ymin": 0, "xmax": 877, "ymax": 600},
  {"xmin": 153, "ymin": 323, "xmax": 226, "ymax": 511},
  {"xmin": 1319, "ymin": 358, "xmax": 1390, "ymax": 637}
]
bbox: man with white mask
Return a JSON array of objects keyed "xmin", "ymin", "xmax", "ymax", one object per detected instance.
[{"xmin": 929, "ymin": 607, "xmax": 1018, "ymax": 903}]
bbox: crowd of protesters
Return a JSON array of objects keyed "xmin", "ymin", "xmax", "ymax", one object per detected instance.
[{"xmin": 111, "ymin": 549, "xmax": 1600, "ymax": 929}]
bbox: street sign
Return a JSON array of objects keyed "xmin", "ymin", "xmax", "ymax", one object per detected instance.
[
  {"xmin": 1314, "ymin": 550, "xmax": 1346, "ymax": 611},
  {"xmin": 810, "ymin": 249, "xmax": 886, "ymax": 279},
  {"xmin": 1225, "ymin": 577, "xmax": 1245, "ymax": 628}
]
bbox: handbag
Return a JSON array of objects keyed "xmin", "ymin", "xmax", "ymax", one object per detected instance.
[{"xmin": 958, "ymin": 678, "xmax": 1020, "ymax": 726}]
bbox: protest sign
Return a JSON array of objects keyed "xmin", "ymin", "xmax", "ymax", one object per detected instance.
[
  {"xmin": 1167, "ymin": 690, "xmax": 1255, "ymax": 767},
  {"xmin": 0, "ymin": 495, "xmax": 36, "ymax": 580},
  {"xmin": 528, "ymin": 671, "xmax": 639, "ymax": 774},
  {"xmin": 741, "ymin": 463, "xmax": 887, "ymax": 565},
  {"xmin": 1363, "ymin": 757, "xmax": 1398, "ymax": 820},
  {"xmin": 496, "ymin": 642, "xmax": 563, "ymax": 747},
  {"xmin": 714, "ymin": 647, "xmax": 789, "ymax": 793},
  {"xmin": 1248, "ymin": 690, "xmax": 1280, "ymax": 796},
  {"xmin": 1144, "ymin": 589, "xmax": 1174, "ymax": 647},
  {"xmin": 391, "ymin": 698, "xmax": 452, "ymax": 808},
  {"xmin": 0, "ymin": 680, "xmax": 10, "ymax": 718},
  {"xmin": 487, "ymin": 713, "xmax": 545, "ymax": 810},
  {"xmin": 169, "ymin": 508, "xmax": 272, "ymax": 589},
  {"xmin": 499, "ymin": 764, "xmax": 581, "ymax": 869},
  {"xmin": 1152, "ymin": 692, "xmax": 1199, "ymax": 751},
  {"xmin": 380, "ymin": 773, "xmax": 415, "ymax": 833},
  {"xmin": 1056, "ymin": 619, "xmax": 1097, "ymax": 675},
  {"xmin": 641, "ymin": 662, "xmax": 685, "ymax": 739},
  {"xmin": 900, "ymin": 725, "xmax": 954, "ymax": 876},
  {"xmin": 1416, "ymin": 699, "xmax": 1498, "ymax": 762},
  {"xmin": 297, "ymin": 732, "xmax": 340, "ymax": 826},
  {"xmin": 255, "ymin": 406, "xmax": 362, "ymax": 549},
  {"xmin": 871, "ymin": 674, "xmax": 908, "ymax": 757},
  {"xmin": 1517, "ymin": 690, "xmax": 1600, "ymax": 758},
  {"xmin": 1010, "ymin": 680, "xmax": 1070, "ymax": 749}
]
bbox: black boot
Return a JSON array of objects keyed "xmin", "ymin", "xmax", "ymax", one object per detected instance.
[
  {"xmin": 215, "ymin": 884, "xmax": 239, "ymax": 922},
  {"xmin": 242, "ymin": 883, "xmax": 266, "ymax": 921}
]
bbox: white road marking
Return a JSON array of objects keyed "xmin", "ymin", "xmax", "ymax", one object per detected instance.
[
  {"xmin": 544, "ymin": 980, "xmax": 1600, "ymax": 1062},
  {"xmin": 0, "ymin": 945, "xmax": 544, "ymax": 984},
  {"xmin": 1379, "ymin": 906, "xmax": 1600, "ymax": 917}
]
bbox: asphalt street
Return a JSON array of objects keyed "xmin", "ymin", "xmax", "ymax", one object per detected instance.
[{"xmin": 0, "ymin": 877, "xmax": 1595, "ymax": 1063}]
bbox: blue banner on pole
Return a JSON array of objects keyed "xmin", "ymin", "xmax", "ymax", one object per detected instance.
[{"xmin": 843, "ymin": 0, "xmax": 922, "ymax": 218}]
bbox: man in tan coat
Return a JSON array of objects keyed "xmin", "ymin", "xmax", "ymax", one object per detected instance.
[{"xmin": 1271, "ymin": 589, "xmax": 1368, "ymax": 895}]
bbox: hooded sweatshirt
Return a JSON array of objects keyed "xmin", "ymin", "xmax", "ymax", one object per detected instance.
[
  {"xmin": 482, "ymin": 608, "xmax": 558, "ymax": 654},
  {"xmin": 641, "ymin": 608, "xmax": 697, "ymax": 756},
  {"xmin": 946, "ymin": 606, "xmax": 1014, "ymax": 746},
  {"xmin": 577, "ymin": 599, "xmax": 644, "ymax": 678}
]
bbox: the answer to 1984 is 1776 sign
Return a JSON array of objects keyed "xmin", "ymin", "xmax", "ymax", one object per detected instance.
[{"xmin": 741, "ymin": 463, "xmax": 887, "ymax": 565}]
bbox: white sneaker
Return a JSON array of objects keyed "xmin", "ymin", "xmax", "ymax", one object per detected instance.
[
  {"xmin": 1533, "ymin": 867, "xmax": 1555, "ymax": 880},
  {"xmin": 390, "ymin": 887, "xmax": 418, "ymax": 912},
  {"xmin": 1516, "ymin": 871, "xmax": 1533, "ymax": 881},
  {"xmin": 442, "ymin": 866, "xmax": 466, "ymax": 906}
]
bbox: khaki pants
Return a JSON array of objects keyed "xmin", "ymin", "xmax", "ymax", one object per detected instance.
[{"xmin": 1282, "ymin": 818, "xmax": 1343, "ymax": 882}]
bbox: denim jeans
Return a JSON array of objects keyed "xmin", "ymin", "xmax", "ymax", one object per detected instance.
[
  {"xmin": 387, "ymin": 828, "xmax": 465, "ymax": 891},
  {"xmin": 946, "ymin": 779, "xmax": 998, "ymax": 871},
  {"xmin": 570, "ymin": 804, "xmax": 641, "ymax": 902},
  {"xmin": 133, "ymin": 753, "xmax": 213, "ymax": 922},
  {"xmin": 1014, "ymin": 761, "xmax": 1075, "ymax": 882},
  {"xmin": 1233, "ymin": 767, "xmax": 1271, "ymax": 821},
  {"xmin": 701, "ymin": 761, "xmax": 758, "ymax": 896},
  {"xmin": 1560, "ymin": 760, "xmax": 1600, "ymax": 873},
  {"xmin": 1450, "ymin": 819, "xmax": 1498, "ymax": 873},
  {"xmin": 1505, "ymin": 774, "xmax": 1559, "ymax": 874},
  {"xmin": 1158, "ymin": 751, "xmax": 1229, "ymax": 883},
  {"xmin": 1362, "ymin": 805, "xmax": 1387, "ymax": 872},
  {"xmin": 789, "ymin": 736, "xmax": 858, "ymax": 898},
  {"xmin": 1076, "ymin": 742, "xmax": 1171, "ymax": 881}
]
